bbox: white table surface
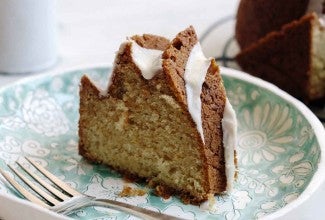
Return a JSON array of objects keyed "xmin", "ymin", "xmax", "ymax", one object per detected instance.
[{"xmin": 0, "ymin": 1, "xmax": 324, "ymax": 219}]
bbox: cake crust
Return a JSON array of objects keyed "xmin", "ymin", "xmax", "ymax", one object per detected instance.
[{"xmin": 131, "ymin": 34, "xmax": 170, "ymax": 50}]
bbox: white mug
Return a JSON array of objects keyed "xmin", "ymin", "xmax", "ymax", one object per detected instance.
[{"xmin": 0, "ymin": 0, "xmax": 57, "ymax": 74}]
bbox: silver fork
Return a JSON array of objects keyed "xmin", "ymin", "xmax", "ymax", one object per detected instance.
[{"xmin": 0, "ymin": 157, "xmax": 184, "ymax": 220}]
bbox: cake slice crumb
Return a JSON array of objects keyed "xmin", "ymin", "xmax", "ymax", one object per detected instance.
[
  {"xmin": 208, "ymin": 194, "xmax": 216, "ymax": 210},
  {"xmin": 119, "ymin": 185, "xmax": 147, "ymax": 197}
]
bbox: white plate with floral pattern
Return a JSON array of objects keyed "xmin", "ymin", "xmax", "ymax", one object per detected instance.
[{"xmin": 0, "ymin": 65, "xmax": 324, "ymax": 220}]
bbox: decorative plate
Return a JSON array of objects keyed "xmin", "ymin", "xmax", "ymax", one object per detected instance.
[{"xmin": 0, "ymin": 66, "xmax": 324, "ymax": 220}]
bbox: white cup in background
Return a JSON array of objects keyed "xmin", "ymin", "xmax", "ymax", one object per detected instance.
[{"xmin": 0, "ymin": 0, "xmax": 57, "ymax": 74}]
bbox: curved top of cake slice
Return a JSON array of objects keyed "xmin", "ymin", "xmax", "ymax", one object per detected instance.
[{"xmin": 79, "ymin": 26, "xmax": 237, "ymax": 204}]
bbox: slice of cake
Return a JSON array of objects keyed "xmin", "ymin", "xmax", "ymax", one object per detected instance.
[
  {"xmin": 235, "ymin": 0, "xmax": 324, "ymax": 49},
  {"xmin": 236, "ymin": 13, "xmax": 325, "ymax": 102},
  {"xmin": 235, "ymin": 0, "xmax": 308, "ymax": 49},
  {"xmin": 235, "ymin": 0, "xmax": 325, "ymax": 102},
  {"xmin": 78, "ymin": 26, "xmax": 237, "ymax": 204}
]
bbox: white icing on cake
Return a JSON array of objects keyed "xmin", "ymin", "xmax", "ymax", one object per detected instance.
[
  {"xmin": 85, "ymin": 76, "xmax": 109, "ymax": 97},
  {"xmin": 98, "ymin": 74, "xmax": 113, "ymax": 97},
  {"xmin": 184, "ymin": 43, "xmax": 211, "ymax": 143},
  {"xmin": 222, "ymin": 99, "xmax": 237, "ymax": 191},
  {"xmin": 130, "ymin": 40, "xmax": 237, "ymax": 191},
  {"xmin": 184, "ymin": 42, "xmax": 237, "ymax": 191},
  {"xmin": 130, "ymin": 40, "xmax": 162, "ymax": 80},
  {"xmin": 319, "ymin": 15, "xmax": 325, "ymax": 26}
]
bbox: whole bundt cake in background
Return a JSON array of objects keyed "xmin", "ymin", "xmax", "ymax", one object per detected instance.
[
  {"xmin": 79, "ymin": 26, "xmax": 237, "ymax": 204},
  {"xmin": 235, "ymin": 0, "xmax": 325, "ymax": 102},
  {"xmin": 237, "ymin": 13, "xmax": 325, "ymax": 102},
  {"xmin": 235, "ymin": 0, "xmax": 310, "ymax": 49}
]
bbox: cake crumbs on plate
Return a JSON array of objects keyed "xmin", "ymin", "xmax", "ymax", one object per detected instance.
[
  {"xmin": 119, "ymin": 185, "xmax": 147, "ymax": 197},
  {"xmin": 208, "ymin": 194, "xmax": 216, "ymax": 210}
]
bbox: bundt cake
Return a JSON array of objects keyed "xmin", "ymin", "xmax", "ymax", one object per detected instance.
[
  {"xmin": 78, "ymin": 26, "xmax": 237, "ymax": 204},
  {"xmin": 235, "ymin": 0, "xmax": 325, "ymax": 102},
  {"xmin": 235, "ymin": 0, "xmax": 324, "ymax": 49}
]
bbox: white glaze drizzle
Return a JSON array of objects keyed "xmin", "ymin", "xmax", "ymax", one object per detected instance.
[
  {"xmin": 184, "ymin": 42, "xmax": 237, "ymax": 190},
  {"xmin": 222, "ymin": 99, "xmax": 237, "ymax": 191},
  {"xmin": 184, "ymin": 43, "xmax": 211, "ymax": 143},
  {"xmin": 98, "ymin": 70, "xmax": 114, "ymax": 97},
  {"xmin": 130, "ymin": 40, "xmax": 162, "ymax": 80}
]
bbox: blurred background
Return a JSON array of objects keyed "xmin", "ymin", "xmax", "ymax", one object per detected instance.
[{"xmin": 0, "ymin": 0, "xmax": 240, "ymax": 86}]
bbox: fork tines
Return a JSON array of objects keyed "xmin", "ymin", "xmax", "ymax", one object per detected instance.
[
  {"xmin": 0, "ymin": 157, "xmax": 80, "ymax": 208},
  {"xmin": 0, "ymin": 157, "xmax": 187, "ymax": 220}
]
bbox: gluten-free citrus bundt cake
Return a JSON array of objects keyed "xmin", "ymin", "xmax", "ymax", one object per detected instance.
[
  {"xmin": 235, "ymin": 0, "xmax": 325, "ymax": 102},
  {"xmin": 236, "ymin": 13, "xmax": 325, "ymax": 102},
  {"xmin": 235, "ymin": 0, "xmax": 324, "ymax": 49},
  {"xmin": 78, "ymin": 26, "xmax": 237, "ymax": 203}
]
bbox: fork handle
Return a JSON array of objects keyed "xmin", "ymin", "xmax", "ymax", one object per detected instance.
[{"xmin": 91, "ymin": 199, "xmax": 185, "ymax": 220}]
